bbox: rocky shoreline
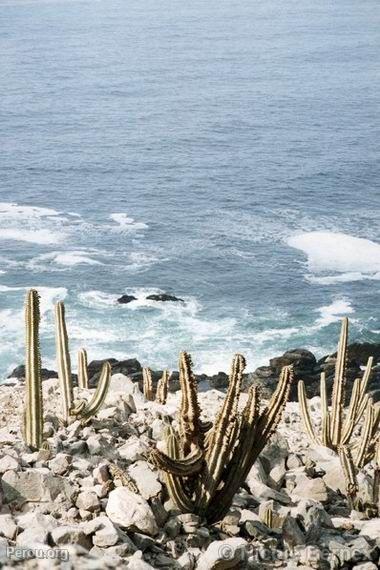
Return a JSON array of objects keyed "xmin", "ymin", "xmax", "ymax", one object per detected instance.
[
  {"xmin": 0, "ymin": 369, "xmax": 379, "ymax": 569},
  {"xmin": 7, "ymin": 341, "xmax": 380, "ymax": 402}
]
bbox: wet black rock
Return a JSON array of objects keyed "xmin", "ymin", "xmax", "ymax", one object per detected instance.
[
  {"xmin": 7, "ymin": 365, "xmax": 59, "ymax": 381},
  {"xmin": 146, "ymin": 293, "xmax": 184, "ymax": 303},
  {"xmin": 117, "ymin": 294, "xmax": 137, "ymax": 304},
  {"xmin": 248, "ymin": 343, "xmax": 380, "ymax": 402},
  {"xmin": 88, "ymin": 358, "xmax": 142, "ymax": 387}
]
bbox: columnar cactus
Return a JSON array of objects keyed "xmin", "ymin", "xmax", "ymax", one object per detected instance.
[
  {"xmin": 24, "ymin": 289, "xmax": 44, "ymax": 450},
  {"xmin": 78, "ymin": 348, "xmax": 89, "ymax": 389},
  {"xmin": 142, "ymin": 367, "xmax": 170, "ymax": 404},
  {"xmin": 148, "ymin": 351, "xmax": 293, "ymax": 522},
  {"xmin": 55, "ymin": 301, "xmax": 74, "ymax": 425},
  {"xmin": 156, "ymin": 370, "xmax": 170, "ymax": 405},
  {"xmin": 142, "ymin": 367, "xmax": 154, "ymax": 401},
  {"xmin": 298, "ymin": 318, "xmax": 380, "ymax": 510},
  {"xmin": 54, "ymin": 301, "xmax": 111, "ymax": 425}
]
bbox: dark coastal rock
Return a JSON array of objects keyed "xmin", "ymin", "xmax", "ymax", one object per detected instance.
[
  {"xmin": 146, "ymin": 293, "xmax": 184, "ymax": 303},
  {"xmin": 7, "ymin": 365, "xmax": 59, "ymax": 381},
  {"xmin": 270, "ymin": 349, "xmax": 317, "ymax": 373},
  {"xmin": 248, "ymin": 343, "xmax": 380, "ymax": 402},
  {"xmin": 88, "ymin": 358, "xmax": 142, "ymax": 387},
  {"xmin": 117, "ymin": 294, "xmax": 137, "ymax": 304}
]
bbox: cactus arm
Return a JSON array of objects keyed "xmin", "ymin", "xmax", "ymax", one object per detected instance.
[
  {"xmin": 142, "ymin": 367, "xmax": 154, "ymax": 401},
  {"xmin": 178, "ymin": 352, "xmax": 203, "ymax": 454},
  {"xmin": 330, "ymin": 317, "xmax": 348, "ymax": 447},
  {"xmin": 77, "ymin": 348, "xmax": 89, "ymax": 389},
  {"xmin": 24, "ymin": 289, "xmax": 43, "ymax": 450},
  {"xmin": 196, "ymin": 354, "xmax": 246, "ymax": 514},
  {"xmin": 355, "ymin": 402, "xmax": 374, "ymax": 469},
  {"xmin": 320, "ymin": 372, "xmax": 331, "ymax": 447},
  {"xmin": 339, "ymin": 445, "xmax": 359, "ymax": 507},
  {"xmin": 341, "ymin": 378, "xmax": 361, "ymax": 445},
  {"xmin": 148, "ymin": 445, "xmax": 204, "ymax": 477},
  {"xmin": 254, "ymin": 365, "xmax": 293, "ymax": 453},
  {"xmin": 206, "ymin": 385, "xmax": 260, "ymax": 522},
  {"xmin": 55, "ymin": 301, "xmax": 74, "ymax": 424},
  {"xmin": 156, "ymin": 369, "xmax": 169, "ymax": 404},
  {"xmin": 358, "ymin": 357, "xmax": 373, "ymax": 408},
  {"xmin": 75, "ymin": 362, "xmax": 111, "ymax": 421},
  {"xmin": 164, "ymin": 430, "xmax": 194, "ymax": 512}
]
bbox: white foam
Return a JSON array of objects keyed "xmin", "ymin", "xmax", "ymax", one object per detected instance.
[
  {"xmin": 0, "ymin": 202, "xmax": 67, "ymax": 245},
  {"xmin": 78, "ymin": 290, "xmax": 118, "ymax": 307},
  {"xmin": 315, "ymin": 299, "xmax": 354, "ymax": 328},
  {"xmin": 254, "ymin": 327, "xmax": 300, "ymax": 344},
  {"xmin": 30, "ymin": 251, "xmax": 103, "ymax": 268},
  {"xmin": 287, "ymin": 232, "xmax": 380, "ymax": 276},
  {"xmin": 110, "ymin": 213, "xmax": 148, "ymax": 232}
]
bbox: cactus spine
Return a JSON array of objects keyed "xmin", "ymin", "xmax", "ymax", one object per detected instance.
[
  {"xmin": 24, "ymin": 289, "xmax": 43, "ymax": 450},
  {"xmin": 147, "ymin": 351, "xmax": 293, "ymax": 522}
]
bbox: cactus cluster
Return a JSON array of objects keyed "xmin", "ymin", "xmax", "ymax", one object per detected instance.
[
  {"xmin": 148, "ymin": 351, "xmax": 293, "ymax": 522},
  {"xmin": 142, "ymin": 367, "xmax": 170, "ymax": 404},
  {"xmin": 23, "ymin": 290, "xmax": 111, "ymax": 450},
  {"xmin": 298, "ymin": 318, "xmax": 380, "ymax": 511}
]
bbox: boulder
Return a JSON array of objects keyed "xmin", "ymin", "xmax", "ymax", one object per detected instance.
[
  {"xmin": 146, "ymin": 293, "xmax": 184, "ymax": 303},
  {"xmin": 117, "ymin": 294, "xmax": 137, "ymax": 304},
  {"xmin": 1, "ymin": 468, "xmax": 62, "ymax": 505},
  {"xmin": 7, "ymin": 365, "xmax": 58, "ymax": 381},
  {"xmin": 196, "ymin": 537, "xmax": 248, "ymax": 569},
  {"xmin": 88, "ymin": 358, "xmax": 142, "ymax": 387},
  {"xmin": 105, "ymin": 487, "xmax": 158, "ymax": 536}
]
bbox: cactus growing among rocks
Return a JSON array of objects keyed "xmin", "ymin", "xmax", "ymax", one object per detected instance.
[
  {"xmin": 24, "ymin": 289, "xmax": 44, "ymax": 450},
  {"xmin": 55, "ymin": 300, "xmax": 111, "ymax": 425},
  {"xmin": 298, "ymin": 318, "xmax": 380, "ymax": 510},
  {"xmin": 148, "ymin": 351, "xmax": 293, "ymax": 522},
  {"xmin": 143, "ymin": 367, "xmax": 170, "ymax": 404}
]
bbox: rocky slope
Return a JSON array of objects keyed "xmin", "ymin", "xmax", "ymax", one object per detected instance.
[{"xmin": 0, "ymin": 373, "xmax": 379, "ymax": 569}]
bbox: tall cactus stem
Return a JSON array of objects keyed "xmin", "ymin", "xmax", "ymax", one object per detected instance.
[{"xmin": 24, "ymin": 289, "xmax": 43, "ymax": 450}]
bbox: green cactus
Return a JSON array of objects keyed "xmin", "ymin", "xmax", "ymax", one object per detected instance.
[
  {"xmin": 147, "ymin": 351, "xmax": 293, "ymax": 522},
  {"xmin": 24, "ymin": 289, "xmax": 44, "ymax": 450}
]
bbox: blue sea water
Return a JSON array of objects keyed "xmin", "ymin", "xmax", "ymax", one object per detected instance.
[{"xmin": 0, "ymin": 0, "xmax": 379, "ymax": 379}]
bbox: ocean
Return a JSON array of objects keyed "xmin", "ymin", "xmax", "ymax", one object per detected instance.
[{"xmin": 0, "ymin": 0, "xmax": 379, "ymax": 380}]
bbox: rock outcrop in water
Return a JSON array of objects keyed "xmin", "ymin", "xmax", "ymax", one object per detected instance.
[{"xmin": 117, "ymin": 295, "xmax": 137, "ymax": 304}]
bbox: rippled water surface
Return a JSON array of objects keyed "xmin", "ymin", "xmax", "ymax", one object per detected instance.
[{"xmin": 0, "ymin": 0, "xmax": 379, "ymax": 378}]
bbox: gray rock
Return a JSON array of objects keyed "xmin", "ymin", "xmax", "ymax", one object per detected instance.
[
  {"xmin": 282, "ymin": 515, "xmax": 306, "ymax": 548},
  {"xmin": 48, "ymin": 453, "xmax": 72, "ymax": 476},
  {"xmin": 50, "ymin": 525, "xmax": 91, "ymax": 549},
  {"xmin": 292, "ymin": 477, "xmax": 328, "ymax": 503},
  {"xmin": 76, "ymin": 490, "xmax": 100, "ymax": 512},
  {"xmin": 0, "ymin": 515, "xmax": 17, "ymax": 540},
  {"xmin": 0, "ymin": 455, "xmax": 19, "ymax": 474},
  {"xmin": 1, "ymin": 468, "xmax": 62, "ymax": 504},
  {"xmin": 106, "ymin": 487, "xmax": 158, "ymax": 536},
  {"xmin": 196, "ymin": 537, "xmax": 248, "ymax": 569},
  {"xmin": 127, "ymin": 461, "xmax": 161, "ymax": 500}
]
